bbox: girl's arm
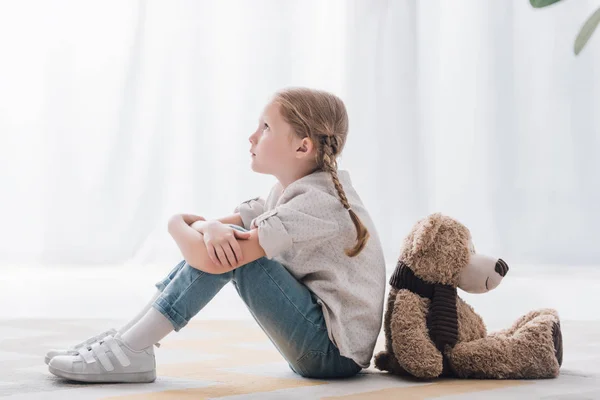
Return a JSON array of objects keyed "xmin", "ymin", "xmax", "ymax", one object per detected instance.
[
  {"xmin": 167, "ymin": 214, "xmax": 265, "ymax": 274},
  {"xmin": 213, "ymin": 213, "xmax": 244, "ymax": 227},
  {"xmin": 181, "ymin": 213, "xmax": 244, "ymax": 228}
]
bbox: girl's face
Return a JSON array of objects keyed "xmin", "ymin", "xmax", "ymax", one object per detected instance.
[{"xmin": 249, "ymin": 101, "xmax": 306, "ymax": 178}]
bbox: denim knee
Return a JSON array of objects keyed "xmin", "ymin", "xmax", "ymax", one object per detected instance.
[
  {"xmin": 155, "ymin": 259, "xmax": 187, "ymax": 292},
  {"xmin": 153, "ymin": 262, "xmax": 232, "ymax": 331}
]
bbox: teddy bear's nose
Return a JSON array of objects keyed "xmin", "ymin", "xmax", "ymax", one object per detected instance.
[{"xmin": 495, "ymin": 259, "xmax": 509, "ymax": 277}]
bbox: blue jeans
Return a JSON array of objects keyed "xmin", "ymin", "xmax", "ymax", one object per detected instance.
[{"xmin": 152, "ymin": 226, "xmax": 361, "ymax": 379}]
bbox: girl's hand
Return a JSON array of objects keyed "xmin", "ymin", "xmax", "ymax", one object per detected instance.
[
  {"xmin": 190, "ymin": 220, "xmax": 207, "ymax": 231},
  {"xmin": 201, "ymin": 221, "xmax": 251, "ymax": 268}
]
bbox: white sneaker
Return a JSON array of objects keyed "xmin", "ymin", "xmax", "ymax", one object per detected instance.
[
  {"xmin": 44, "ymin": 328, "xmax": 117, "ymax": 365},
  {"xmin": 48, "ymin": 334, "xmax": 156, "ymax": 383}
]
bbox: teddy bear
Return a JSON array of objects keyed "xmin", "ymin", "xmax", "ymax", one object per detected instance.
[{"xmin": 374, "ymin": 213, "xmax": 563, "ymax": 379}]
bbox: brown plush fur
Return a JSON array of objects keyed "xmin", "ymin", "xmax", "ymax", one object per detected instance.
[
  {"xmin": 456, "ymin": 298, "xmax": 487, "ymax": 342},
  {"xmin": 449, "ymin": 309, "xmax": 561, "ymax": 379},
  {"xmin": 374, "ymin": 213, "xmax": 562, "ymax": 380},
  {"xmin": 399, "ymin": 214, "xmax": 471, "ymax": 286},
  {"xmin": 391, "ymin": 291, "xmax": 443, "ymax": 379},
  {"xmin": 374, "ymin": 287, "xmax": 408, "ymax": 376}
]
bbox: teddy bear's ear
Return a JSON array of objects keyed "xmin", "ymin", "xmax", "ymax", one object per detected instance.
[{"xmin": 410, "ymin": 213, "xmax": 444, "ymax": 256}]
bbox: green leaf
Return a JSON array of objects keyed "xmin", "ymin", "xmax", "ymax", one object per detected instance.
[
  {"xmin": 529, "ymin": 0, "xmax": 563, "ymax": 8},
  {"xmin": 574, "ymin": 6, "xmax": 600, "ymax": 55}
]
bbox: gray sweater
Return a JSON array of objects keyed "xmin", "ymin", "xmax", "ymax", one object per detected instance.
[{"xmin": 234, "ymin": 170, "xmax": 386, "ymax": 367}]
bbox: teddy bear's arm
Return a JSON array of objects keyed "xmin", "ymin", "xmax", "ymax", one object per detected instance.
[{"xmin": 391, "ymin": 290, "xmax": 444, "ymax": 379}]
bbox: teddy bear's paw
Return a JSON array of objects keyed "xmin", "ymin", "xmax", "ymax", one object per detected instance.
[
  {"xmin": 374, "ymin": 351, "xmax": 390, "ymax": 371},
  {"xmin": 552, "ymin": 321, "xmax": 563, "ymax": 367}
]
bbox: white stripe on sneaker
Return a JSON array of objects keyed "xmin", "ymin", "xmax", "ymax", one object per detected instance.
[
  {"xmin": 104, "ymin": 337, "xmax": 131, "ymax": 367},
  {"xmin": 91, "ymin": 342, "xmax": 114, "ymax": 372},
  {"xmin": 78, "ymin": 346, "xmax": 97, "ymax": 365}
]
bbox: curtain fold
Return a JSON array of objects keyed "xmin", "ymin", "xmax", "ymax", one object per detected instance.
[{"xmin": 0, "ymin": 0, "xmax": 597, "ymax": 266}]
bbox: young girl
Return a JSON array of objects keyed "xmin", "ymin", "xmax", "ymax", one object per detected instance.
[{"xmin": 45, "ymin": 87, "xmax": 387, "ymax": 382}]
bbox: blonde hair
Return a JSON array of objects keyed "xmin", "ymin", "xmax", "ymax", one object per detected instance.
[{"xmin": 274, "ymin": 87, "xmax": 370, "ymax": 257}]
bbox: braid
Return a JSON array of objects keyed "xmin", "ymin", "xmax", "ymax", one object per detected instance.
[
  {"xmin": 273, "ymin": 88, "xmax": 365, "ymax": 256},
  {"xmin": 321, "ymin": 136, "xmax": 370, "ymax": 257}
]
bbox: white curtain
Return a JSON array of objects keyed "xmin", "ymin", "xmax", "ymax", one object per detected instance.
[{"xmin": 0, "ymin": 0, "xmax": 598, "ymax": 267}]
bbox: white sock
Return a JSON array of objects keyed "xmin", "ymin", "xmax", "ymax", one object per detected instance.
[
  {"xmin": 117, "ymin": 289, "xmax": 162, "ymax": 334},
  {"xmin": 120, "ymin": 307, "xmax": 174, "ymax": 351}
]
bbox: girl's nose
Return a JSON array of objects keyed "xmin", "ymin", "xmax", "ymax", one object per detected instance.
[{"xmin": 249, "ymin": 130, "xmax": 258, "ymax": 143}]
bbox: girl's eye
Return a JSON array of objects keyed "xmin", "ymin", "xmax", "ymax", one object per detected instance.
[{"xmin": 263, "ymin": 123, "xmax": 269, "ymax": 130}]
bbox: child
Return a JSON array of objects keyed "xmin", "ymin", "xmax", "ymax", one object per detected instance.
[{"xmin": 45, "ymin": 87, "xmax": 386, "ymax": 382}]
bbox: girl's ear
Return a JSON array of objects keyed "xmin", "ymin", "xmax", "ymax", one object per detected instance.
[{"xmin": 296, "ymin": 137, "xmax": 314, "ymax": 158}]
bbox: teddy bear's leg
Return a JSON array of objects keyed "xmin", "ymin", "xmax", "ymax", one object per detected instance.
[
  {"xmin": 490, "ymin": 308, "xmax": 558, "ymax": 338},
  {"xmin": 391, "ymin": 290, "xmax": 444, "ymax": 379},
  {"xmin": 374, "ymin": 289, "xmax": 408, "ymax": 375},
  {"xmin": 382, "ymin": 289, "xmax": 398, "ymax": 354},
  {"xmin": 448, "ymin": 312, "xmax": 561, "ymax": 379}
]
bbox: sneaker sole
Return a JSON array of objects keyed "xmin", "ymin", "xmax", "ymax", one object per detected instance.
[{"xmin": 48, "ymin": 366, "xmax": 156, "ymax": 383}]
